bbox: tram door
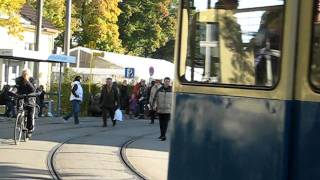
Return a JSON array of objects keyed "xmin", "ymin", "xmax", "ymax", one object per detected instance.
[
  {"xmin": 168, "ymin": 0, "xmax": 313, "ymax": 180},
  {"xmin": 289, "ymin": 1, "xmax": 320, "ymax": 180}
]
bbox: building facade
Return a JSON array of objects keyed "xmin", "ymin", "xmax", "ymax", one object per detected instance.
[{"xmin": 0, "ymin": 4, "xmax": 59, "ymax": 88}]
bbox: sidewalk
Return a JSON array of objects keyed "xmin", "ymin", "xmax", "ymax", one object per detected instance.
[{"xmin": 0, "ymin": 117, "xmax": 170, "ymax": 179}]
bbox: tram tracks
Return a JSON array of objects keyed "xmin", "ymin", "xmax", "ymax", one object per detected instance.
[
  {"xmin": 120, "ymin": 132, "xmax": 157, "ymax": 180},
  {"xmin": 46, "ymin": 128, "xmax": 156, "ymax": 180}
]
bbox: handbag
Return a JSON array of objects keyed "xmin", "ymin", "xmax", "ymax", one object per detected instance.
[{"xmin": 114, "ymin": 108, "xmax": 123, "ymax": 121}]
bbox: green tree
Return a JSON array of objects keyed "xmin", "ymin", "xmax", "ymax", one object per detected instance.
[
  {"xmin": 151, "ymin": 39, "xmax": 175, "ymax": 62},
  {"xmin": 62, "ymin": 67, "xmax": 78, "ymax": 83},
  {"xmin": 73, "ymin": 0, "xmax": 123, "ymax": 52},
  {"xmin": 0, "ymin": 0, "xmax": 25, "ymax": 38},
  {"xmin": 119, "ymin": 0, "xmax": 176, "ymax": 57}
]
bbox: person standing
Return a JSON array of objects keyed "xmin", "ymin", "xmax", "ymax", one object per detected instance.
[
  {"xmin": 120, "ymin": 80, "xmax": 129, "ymax": 115},
  {"xmin": 63, "ymin": 76, "xmax": 83, "ymax": 125},
  {"xmin": 100, "ymin": 77, "xmax": 119, "ymax": 127},
  {"xmin": 153, "ymin": 77, "xmax": 172, "ymax": 141},
  {"xmin": 149, "ymin": 80, "xmax": 161, "ymax": 124},
  {"xmin": 137, "ymin": 79, "xmax": 147, "ymax": 119},
  {"xmin": 37, "ymin": 85, "xmax": 46, "ymax": 117}
]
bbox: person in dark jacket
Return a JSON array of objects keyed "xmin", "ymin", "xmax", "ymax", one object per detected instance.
[
  {"xmin": 120, "ymin": 80, "xmax": 129, "ymax": 114},
  {"xmin": 37, "ymin": 85, "xmax": 46, "ymax": 117},
  {"xmin": 100, "ymin": 77, "xmax": 119, "ymax": 127},
  {"xmin": 15, "ymin": 68, "xmax": 37, "ymax": 139},
  {"xmin": 1, "ymin": 85, "xmax": 16, "ymax": 117},
  {"xmin": 137, "ymin": 79, "xmax": 147, "ymax": 119}
]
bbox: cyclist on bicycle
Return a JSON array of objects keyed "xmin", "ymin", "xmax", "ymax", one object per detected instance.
[{"xmin": 15, "ymin": 68, "xmax": 37, "ymax": 139}]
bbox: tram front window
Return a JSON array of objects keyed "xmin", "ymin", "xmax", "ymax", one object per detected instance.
[{"xmin": 179, "ymin": 0, "xmax": 284, "ymax": 87}]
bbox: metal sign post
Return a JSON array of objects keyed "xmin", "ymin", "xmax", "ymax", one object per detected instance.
[{"xmin": 58, "ymin": 62, "xmax": 63, "ymax": 116}]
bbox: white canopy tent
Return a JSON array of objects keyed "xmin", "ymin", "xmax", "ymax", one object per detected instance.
[{"xmin": 102, "ymin": 52, "xmax": 174, "ymax": 80}]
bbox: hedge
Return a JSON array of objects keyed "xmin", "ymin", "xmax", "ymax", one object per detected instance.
[
  {"xmin": 50, "ymin": 83, "xmax": 101, "ymax": 116},
  {"xmin": 50, "ymin": 83, "xmax": 133, "ymax": 116}
]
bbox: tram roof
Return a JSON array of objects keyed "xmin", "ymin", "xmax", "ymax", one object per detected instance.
[{"xmin": 0, "ymin": 48, "xmax": 76, "ymax": 63}]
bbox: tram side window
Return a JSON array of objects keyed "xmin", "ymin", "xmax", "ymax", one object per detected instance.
[
  {"xmin": 180, "ymin": 0, "xmax": 284, "ymax": 87},
  {"xmin": 310, "ymin": 0, "xmax": 320, "ymax": 88}
]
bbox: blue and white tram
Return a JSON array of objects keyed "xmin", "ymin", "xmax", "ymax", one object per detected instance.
[{"xmin": 169, "ymin": 0, "xmax": 320, "ymax": 179}]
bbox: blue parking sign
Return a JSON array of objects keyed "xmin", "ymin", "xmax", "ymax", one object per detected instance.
[{"xmin": 125, "ymin": 68, "xmax": 135, "ymax": 78}]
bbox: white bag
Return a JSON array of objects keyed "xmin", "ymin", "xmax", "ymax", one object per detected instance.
[{"xmin": 114, "ymin": 109, "xmax": 123, "ymax": 121}]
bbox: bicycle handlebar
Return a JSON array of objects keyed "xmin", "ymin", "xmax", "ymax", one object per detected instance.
[{"xmin": 14, "ymin": 92, "xmax": 41, "ymax": 99}]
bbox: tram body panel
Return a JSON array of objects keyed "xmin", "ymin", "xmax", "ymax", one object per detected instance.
[
  {"xmin": 290, "ymin": 101, "xmax": 320, "ymax": 180},
  {"xmin": 168, "ymin": 0, "xmax": 320, "ymax": 179},
  {"xmin": 169, "ymin": 93, "xmax": 290, "ymax": 180}
]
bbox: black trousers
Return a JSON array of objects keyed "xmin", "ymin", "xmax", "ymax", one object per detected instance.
[
  {"xmin": 102, "ymin": 107, "xmax": 115, "ymax": 125},
  {"xmin": 159, "ymin": 113, "xmax": 170, "ymax": 137},
  {"xmin": 18, "ymin": 100, "xmax": 35, "ymax": 131},
  {"xmin": 25, "ymin": 106, "xmax": 36, "ymax": 131},
  {"xmin": 150, "ymin": 110, "xmax": 156, "ymax": 123}
]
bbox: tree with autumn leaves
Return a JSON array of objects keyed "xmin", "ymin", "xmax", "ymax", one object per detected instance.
[
  {"xmin": 0, "ymin": 0, "xmax": 25, "ymax": 38},
  {"xmin": 73, "ymin": 0, "xmax": 123, "ymax": 52},
  {"xmin": 0, "ymin": 0, "xmax": 176, "ymax": 58}
]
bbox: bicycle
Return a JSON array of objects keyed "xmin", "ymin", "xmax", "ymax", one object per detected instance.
[{"xmin": 14, "ymin": 93, "xmax": 40, "ymax": 145}]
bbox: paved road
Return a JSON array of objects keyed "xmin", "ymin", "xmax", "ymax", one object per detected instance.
[{"xmin": 0, "ymin": 117, "xmax": 169, "ymax": 179}]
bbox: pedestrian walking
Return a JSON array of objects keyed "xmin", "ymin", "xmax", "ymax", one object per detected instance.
[
  {"xmin": 100, "ymin": 77, "xmax": 119, "ymax": 127},
  {"xmin": 149, "ymin": 79, "xmax": 161, "ymax": 124},
  {"xmin": 153, "ymin": 77, "xmax": 172, "ymax": 141},
  {"xmin": 63, "ymin": 76, "xmax": 83, "ymax": 125}
]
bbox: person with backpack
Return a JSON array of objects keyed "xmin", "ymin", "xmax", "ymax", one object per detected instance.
[{"xmin": 100, "ymin": 77, "xmax": 119, "ymax": 127}]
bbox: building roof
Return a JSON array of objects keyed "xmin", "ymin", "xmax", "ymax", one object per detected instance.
[
  {"xmin": 0, "ymin": 48, "xmax": 76, "ymax": 63},
  {"xmin": 20, "ymin": 4, "xmax": 57, "ymax": 30}
]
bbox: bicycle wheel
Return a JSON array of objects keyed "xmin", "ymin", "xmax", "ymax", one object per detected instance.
[
  {"xmin": 23, "ymin": 116, "xmax": 28, "ymax": 142},
  {"xmin": 14, "ymin": 113, "xmax": 24, "ymax": 145}
]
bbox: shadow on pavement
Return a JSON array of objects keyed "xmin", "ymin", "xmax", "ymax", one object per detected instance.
[
  {"xmin": 1, "ymin": 117, "xmax": 170, "ymax": 153},
  {"xmin": 0, "ymin": 162, "xmax": 51, "ymax": 179}
]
